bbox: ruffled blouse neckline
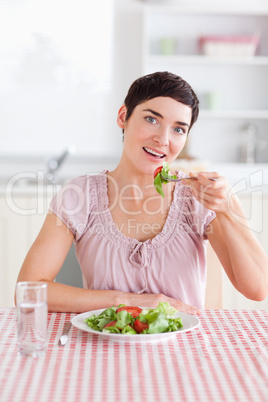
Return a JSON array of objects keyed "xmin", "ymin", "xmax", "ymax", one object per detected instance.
[{"xmin": 94, "ymin": 170, "xmax": 189, "ymax": 250}]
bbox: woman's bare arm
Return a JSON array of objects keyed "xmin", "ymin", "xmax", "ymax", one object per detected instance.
[{"xmin": 184, "ymin": 172, "xmax": 268, "ymax": 301}]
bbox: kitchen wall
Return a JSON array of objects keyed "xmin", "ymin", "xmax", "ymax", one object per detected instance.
[
  {"xmin": 1, "ymin": 0, "xmax": 268, "ymax": 169},
  {"xmin": 0, "ymin": 0, "xmax": 147, "ymax": 163}
]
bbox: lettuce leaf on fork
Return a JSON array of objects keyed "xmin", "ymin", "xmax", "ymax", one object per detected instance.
[{"xmin": 154, "ymin": 162, "xmax": 177, "ymax": 197}]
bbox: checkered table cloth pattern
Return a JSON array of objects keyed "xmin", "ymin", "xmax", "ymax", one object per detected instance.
[{"xmin": 0, "ymin": 309, "xmax": 267, "ymax": 402}]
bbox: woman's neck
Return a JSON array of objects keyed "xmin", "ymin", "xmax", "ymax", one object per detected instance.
[{"xmin": 108, "ymin": 162, "xmax": 174, "ymax": 202}]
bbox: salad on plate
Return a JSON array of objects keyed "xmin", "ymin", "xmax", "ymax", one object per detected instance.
[{"xmin": 84, "ymin": 302, "xmax": 183, "ymax": 335}]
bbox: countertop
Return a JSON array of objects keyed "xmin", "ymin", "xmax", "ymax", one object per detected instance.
[{"xmin": 1, "ymin": 156, "xmax": 268, "ymax": 195}]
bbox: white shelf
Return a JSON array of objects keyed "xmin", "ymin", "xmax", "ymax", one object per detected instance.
[
  {"xmin": 143, "ymin": 2, "xmax": 268, "ymax": 16},
  {"xmin": 148, "ymin": 55, "xmax": 268, "ymax": 66},
  {"xmin": 142, "ymin": 4, "xmax": 268, "ymax": 165},
  {"xmin": 199, "ymin": 109, "xmax": 268, "ymax": 119}
]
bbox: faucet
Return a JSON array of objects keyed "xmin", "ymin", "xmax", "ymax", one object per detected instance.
[{"xmin": 46, "ymin": 145, "xmax": 76, "ymax": 183}]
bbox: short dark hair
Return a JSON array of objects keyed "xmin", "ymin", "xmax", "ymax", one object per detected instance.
[{"xmin": 123, "ymin": 71, "xmax": 199, "ymax": 132}]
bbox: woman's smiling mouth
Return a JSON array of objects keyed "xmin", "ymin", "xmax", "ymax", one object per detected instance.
[{"xmin": 143, "ymin": 147, "xmax": 166, "ymax": 159}]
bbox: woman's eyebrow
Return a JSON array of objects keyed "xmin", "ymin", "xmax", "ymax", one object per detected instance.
[
  {"xmin": 143, "ymin": 108, "xmax": 189, "ymax": 127},
  {"xmin": 143, "ymin": 108, "xmax": 163, "ymax": 118}
]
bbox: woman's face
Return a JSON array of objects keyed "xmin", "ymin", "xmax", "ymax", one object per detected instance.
[{"xmin": 117, "ymin": 96, "xmax": 192, "ymax": 176}]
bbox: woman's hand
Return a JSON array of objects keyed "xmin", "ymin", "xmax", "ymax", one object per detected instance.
[
  {"xmin": 117, "ymin": 292, "xmax": 200, "ymax": 315},
  {"xmin": 182, "ymin": 171, "xmax": 233, "ymax": 216}
]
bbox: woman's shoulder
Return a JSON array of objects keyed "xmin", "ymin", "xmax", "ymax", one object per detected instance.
[
  {"xmin": 64, "ymin": 170, "xmax": 108, "ymax": 188},
  {"xmin": 50, "ymin": 171, "xmax": 108, "ymax": 211},
  {"xmin": 48, "ymin": 171, "xmax": 109, "ymax": 241}
]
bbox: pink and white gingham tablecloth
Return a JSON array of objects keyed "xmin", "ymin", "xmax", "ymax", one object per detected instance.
[{"xmin": 0, "ymin": 309, "xmax": 267, "ymax": 402}]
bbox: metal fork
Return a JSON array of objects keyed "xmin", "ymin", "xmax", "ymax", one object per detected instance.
[{"xmin": 161, "ymin": 174, "xmax": 216, "ymax": 182}]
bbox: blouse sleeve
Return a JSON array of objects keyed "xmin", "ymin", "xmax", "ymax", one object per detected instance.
[
  {"xmin": 48, "ymin": 175, "xmax": 92, "ymax": 242},
  {"xmin": 195, "ymin": 200, "xmax": 216, "ymax": 240},
  {"xmin": 180, "ymin": 185, "xmax": 216, "ymax": 240}
]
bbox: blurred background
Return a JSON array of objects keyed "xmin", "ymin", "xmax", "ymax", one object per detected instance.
[{"xmin": 1, "ymin": 0, "xmax": 268, "ymax": 309}]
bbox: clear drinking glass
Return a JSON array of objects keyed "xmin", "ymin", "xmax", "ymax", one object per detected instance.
[{"xmin": 16, "ymin": 282, "xmax": 48, "ymax": 357}]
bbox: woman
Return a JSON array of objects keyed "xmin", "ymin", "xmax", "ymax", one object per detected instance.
[{"xmin": 16, "ymin": 71, "xmax": 268, "ymax": 313}]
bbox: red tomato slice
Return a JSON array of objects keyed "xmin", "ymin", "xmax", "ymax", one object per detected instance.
[
  {"xmin": 133, "ymin": 319, "xmax": 149, "ymax": 334},
  {"xmin": 116, "ymin": 306, "xmax": 143, "ymax": 318},
  {"xmin": 154, "ymin": 166, "xmax": 163, "ymax": 179},
  {"xmin": 103, "ymin": 321, "xmax": 117, "ymax": 328}
]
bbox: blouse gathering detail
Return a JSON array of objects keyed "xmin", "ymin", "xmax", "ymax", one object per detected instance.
[{"xmin": 49, "ymin": 171, "xmax": 216, "ymax": 309}]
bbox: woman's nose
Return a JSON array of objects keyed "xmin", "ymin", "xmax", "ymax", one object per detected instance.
[{"xmin": 153, "ymin": 128, "xmax": 169, "ymax": 146}]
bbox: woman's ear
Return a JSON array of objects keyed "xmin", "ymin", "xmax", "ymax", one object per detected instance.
[{"xmin": 117, "ymin": 105, "xmax": 127, "ymax": 129}]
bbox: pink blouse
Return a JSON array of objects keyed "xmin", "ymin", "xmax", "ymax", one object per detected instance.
[{"xmin": 49, "ymin": 171, "xmax": 216, "ymax": 308}]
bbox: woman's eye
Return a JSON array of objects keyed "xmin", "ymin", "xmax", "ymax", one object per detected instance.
[
  {"xmin": 175, "ymin": 127, "xmax": 185, "ymax": 134},
  {"xmin": 146, "ymin": 116, "xmax": 157, "ymax": 124}
]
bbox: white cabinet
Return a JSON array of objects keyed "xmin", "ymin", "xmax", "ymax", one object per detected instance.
[
  {"xmin": 206, "ymin": 192, "xmax": 268, "ymax": 309},
  {"xmin": 141, "ymin": 3, "xmax": 268, "ymax": 164},
  {"xmin": 0, "ymin": 190, "xmax": 54, "ymax": 307},
  {"xmin": 221, "ymin": 192, "xmax": 268, "ymax": 309},
  {"xmin": 0, "ymin": 196, "xmax": 29, "ymax": 307}
]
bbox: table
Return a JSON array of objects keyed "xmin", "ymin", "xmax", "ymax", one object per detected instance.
[{"xmin": 0, "ymin": 309, "xmax": 267, "ymax": 402}]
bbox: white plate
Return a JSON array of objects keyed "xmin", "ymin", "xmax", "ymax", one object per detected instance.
[{"xmin": 71, "ymin": 308, "xmax": 200, "ymax": 343}]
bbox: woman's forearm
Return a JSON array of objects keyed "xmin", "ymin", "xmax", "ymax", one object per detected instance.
[
  {"xmin": 211, "ymin": 195, "xmax": 268, "ymax": 301},
  {"xmin": 33, "ymin": 280, "xmax": 200, "ymax": 314},
  {"xmin": 44, "ymin": 281, "xmax": 128, "ymax": 313}
]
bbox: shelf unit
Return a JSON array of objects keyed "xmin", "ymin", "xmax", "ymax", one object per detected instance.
[
  {"xmin": 199, "ymin": 110, "xmax": 268, "ymax": 120},
  {"xmin": 148, "ymin": 55, "xmax": 268, "ymax": 66},
  {"xmin": 140, "ymin": 3, "xmax": 268, "ymax": 163}
]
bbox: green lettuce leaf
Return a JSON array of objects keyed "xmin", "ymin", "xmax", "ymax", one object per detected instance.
[
  {"xmin": 121, "ymin": 325, "xmax": 137, "ymax": 335},
  {"xmin": 154, "ymin": 162, "xmax": 177, "ymax": 198},
  {"xmin": 168, "ymin": 317, "xmax": 183, "ymax": 331},
  {"xmin": 84, "ymin": 306, "xmax": 117, "ymax": 331},
  {"xmin": 146, "ymin": 312, "xmax": 169, "ymax": 334},
  {"xmin": 115, "ymin": 310, "xmax": 133, "ymax": 329},
  {"xmin": 154, "ymin": 173, "xmax": 165, "ymax": 197},
  {"xmin": 152, "ymin": 301, "xmax": 178, "ymax": 318},
  {"xmin": 102, "ymin": 326, "xmax": 121, "ymax": 334},
  {"xmin": 97, "ymin": 317, "xmax": 114, "ymax": 330}
]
